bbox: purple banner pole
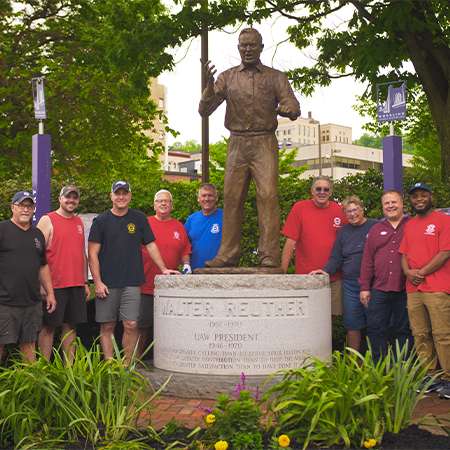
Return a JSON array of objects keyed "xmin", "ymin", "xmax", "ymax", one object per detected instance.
[
  {"xmin": 382, "ymin": 135, "xmax": 403, "ymax": 196},
  {"xmin": 32, "ymin": 134, "xmax": 51, "ymax": 225}
]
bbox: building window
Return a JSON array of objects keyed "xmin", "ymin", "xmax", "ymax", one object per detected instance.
[
  {"xmin": 335, "ymin": 136, "xmax": 338, "ymax": 141},
  {"xmin": 284, "ymin": 130, "xmax": 287, "ymax": 135},
  {"xmin": 307, "ymin": 140, "xmax": 310, "ymax": 144},
  {"xmin": 307, "ymin": 126, "xmax": 310, "ymax": 136},
  {"xmin": 277, "ymin": 131, "xmax": 279, "ymax": 136},
  {"xmin": 313, "ymin": 128, "xmax": 315, "ymax": 137},
  {"xmin": 298, "ymin": 126, "xmax": 301, "ymax": 134},
  {"xmin": 288, "ymin": 138, "xmax": 291, "ymax": 142},
  {"xmin": 327, "ymin": 135, "xmax": 329, "ymax": 141},
  {"xmin": 288, "ymin": 129, "xmax": 291, "ymax": 135},
  {"xmin": 339, "ymin": 137, "xmax": 341, "ymax": 142},
  {"xmin": 322, "ymin": 136, "xmax": 325, "ymax": 142},
  {"xmin": 303, "ymin": 126, "xmax": 305, "ymax": 135},
  {"xmin": 159, "ymin": 131, "xmax": 164, "ymax": 139}
]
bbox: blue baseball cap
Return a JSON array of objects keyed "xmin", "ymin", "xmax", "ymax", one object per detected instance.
[
  {"xmin": 408, "ymin": 182, "xmax": 432, "ymax": 195},
  {"xmin": 111, "ymin": 181, "xmax": 131, "ymax": 193},
  {"xmin": 12, "ymin": 191, "xmax": 35, "ymax": 204}
]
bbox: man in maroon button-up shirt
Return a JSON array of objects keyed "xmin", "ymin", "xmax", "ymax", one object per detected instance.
[{"xmin": 358, "ymin": 190, "xmax": 413, "ymax": 364}]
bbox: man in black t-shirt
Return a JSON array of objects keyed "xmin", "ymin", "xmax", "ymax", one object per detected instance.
[
  {"xmin": 88, "ymin": 181, "xmax": 179, "ymax": 364},
  {"xmin": 0, "ymin": 191, "xmax": 56, "ymax": 363}
]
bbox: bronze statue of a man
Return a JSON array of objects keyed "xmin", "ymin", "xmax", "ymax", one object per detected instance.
[{"xmin": 199, "ymin": 28, "xmax": 300, "ymax": 268}]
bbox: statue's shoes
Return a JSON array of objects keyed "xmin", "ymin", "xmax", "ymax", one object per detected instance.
[
  {"xmin": 260, "ymin": 256, "xmax": 278, "ymax": 268},
  {"xmin": 204, "ymin": 258, "xmax": 234, "ymax": 268}
]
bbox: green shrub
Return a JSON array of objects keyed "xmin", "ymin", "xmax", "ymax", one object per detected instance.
[
  {"xmin": 0, "ymin": 338, "xmax": 167, "ymax": 448},
  {"xmin": 264, "ymin": 342, "xmax": 429, "ymax": 449}
]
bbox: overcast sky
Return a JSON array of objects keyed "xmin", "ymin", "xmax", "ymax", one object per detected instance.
[{"xmin": 159, "ymin": 13, "xmax": 372, "ymax": 146}]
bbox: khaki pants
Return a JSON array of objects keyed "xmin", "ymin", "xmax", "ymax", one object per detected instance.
[{"xmin": 407, "ymin": 291, "xmax": 450, "ymax": 381}]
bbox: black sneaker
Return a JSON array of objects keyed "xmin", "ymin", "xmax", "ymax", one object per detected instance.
[
  {"xmin": 417, "ymin": 375, "xmax": 444, "ymax": 393},
  {"xmin": 438, "ymin": 381, "xmax": 450, "ymax": 399}
]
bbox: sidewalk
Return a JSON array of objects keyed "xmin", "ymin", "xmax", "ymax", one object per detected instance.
[{"xmin": 137, "ymin": 391, "xmax": 450, "ymax": 435}]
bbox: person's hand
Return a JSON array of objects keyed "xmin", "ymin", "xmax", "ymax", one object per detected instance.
[
  {"xmin": 40, "ymin": 285, "xmax": 47, "ymax": 302},
  {"xmin": 275, "ymin": 105, "xmax": 300, "ymax": 121},
  {"xmin": 162, "ymin": 269, "xmax": 180, "ymax": 275},
  {"xmin": 360, "ymin": 291, "xmax": 370, "ymax": 308},
  {"xmin": 85, "ymin": 284, "xmax": 91, "ymax": 301},
  {"xmin": 46, "ymin": 294, "xmax": 57, "ymax": 314},
  {"xmin": 181, "ymin": 263, "xmax": 192, "ymax": 275},
  {"xmin": 405, "ymin": 268, "xmax": 424, "ymax": 286},
  {"xmin": 202, "ymin": 59, "xmax": 217, "ymax": 88},
  {"xmin": 95, "ymin": 282, "xmax": 109, "ymax": 298},
  {"xmin": 309, "ymin": 269, "xmax": 327, "ymax": 275}
]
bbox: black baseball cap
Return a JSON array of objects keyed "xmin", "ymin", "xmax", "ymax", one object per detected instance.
[{"xmin": 408, "ymin": 182, "xmax": 432, "ymax": 195}]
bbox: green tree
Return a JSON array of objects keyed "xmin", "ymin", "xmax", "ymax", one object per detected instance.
[
  {"xmin": 168, "ymin": 139, "xmax": 202, "ymax": 153},
  {"xmin": 0, "ymin": 0, "xmax": 180, "ymax": 184},
  {"xmin": 353, "ymin": 133, "xmax": 383, "ymax": 149},
  {"xmin": 168, "ymin": 1, "xmax": 450, "ymax": 183}
]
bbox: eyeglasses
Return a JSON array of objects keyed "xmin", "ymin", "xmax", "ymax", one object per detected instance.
[
  {"xmin": 155, "ymin": 199, "xmax": 172, "ymax": 204},
  {"xmin": 344, "ymin": 207, "xmax": 360, "ymax": 216},
  {"xmin": 314, "ymin": 187, "xmax": 330, "ymax": 193},
  {"xmin": 14, "ymin": 203, "xmax": 35, "ymax": 211}
]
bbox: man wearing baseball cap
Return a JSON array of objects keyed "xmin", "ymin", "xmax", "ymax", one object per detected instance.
[
  {"xmin": 37, "ymin": 185, "xmax": 90, "ymax": 363},
  {"xmin": 399, "ymin": 182, "xmax": 450, "ymax": 399},
  {"xmin": 88, "ymin": 181, "xmax": 179, "ymax": 364},
  {"xmin": 0, "ymin": 191, "xmax": 56, "ymax": 363}
]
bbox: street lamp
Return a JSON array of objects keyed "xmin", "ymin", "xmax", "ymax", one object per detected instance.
[{"xmin": 309, "ymin": 118, "xmax": 322, "ymax": 175}]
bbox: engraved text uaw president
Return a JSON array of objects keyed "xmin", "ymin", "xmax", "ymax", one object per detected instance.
[{"xmin": 199, "ymin": 28, "xmax": 300, "ymax": 268}]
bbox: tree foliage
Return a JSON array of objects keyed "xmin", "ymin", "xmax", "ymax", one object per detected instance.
[{"xmin": 0, "ymin": 0, "xmax": 184, "ymax": 184}]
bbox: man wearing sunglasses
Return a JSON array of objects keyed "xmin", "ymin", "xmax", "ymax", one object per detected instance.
[
  {"xmin": 0, "ymin": 191, "xmax": 56, "ymax": 363},
  {"xmin": 281, "ymin": 176, "xmax": 348, "ymax": 318}
]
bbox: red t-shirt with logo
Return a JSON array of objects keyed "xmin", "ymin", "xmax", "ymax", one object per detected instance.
[
  {"xmin": 282, "ymin": 199, "xmax": 348, "ymax": 281},
  {"xmin": 141, "ymin": 216, "xmax": 191, "ymax": 295},
  {"xmin": 399, "ymin": 211, "xmax": 450, "ymax": 294}
]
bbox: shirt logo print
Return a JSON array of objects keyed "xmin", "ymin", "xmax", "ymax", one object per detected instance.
[
  {"xmin": 424, "ymin": 224, "xmax": 435, "ymax": 235},
  {"xmin": 35, "ymin": 238, "xmax": 42, "ymax": 249},
  {"xmin": 333, "ymin": 217, "xmax": 341, "ymax": 228},
  {"xmin": 127, "ymin": 223, "xmax": 136, "ymax": 234},
  {"xmin": 173, "ymin": 231, "xmax": 180, "ymax": 241},
  {"xmin": 211, "ymin": 223, "xmax": 220, "ymax": 234},
  {"xmin": 77, "ymin": 225, "xmax": 83, "ymax": 235}
]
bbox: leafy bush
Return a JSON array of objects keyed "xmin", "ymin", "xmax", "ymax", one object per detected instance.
[
  {"xmin": 264, "ymin": 342, "xmax": 429, "ymax": 449},
  {"xmin": 0, "ymin": 339, "xmax": 167, "ymax": 448}
]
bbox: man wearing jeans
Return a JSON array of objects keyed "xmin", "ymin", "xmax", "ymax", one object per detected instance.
[
  {"xmin": 399, "ymin": 182, "xmax": 450, "ymax": 398},
  {"xmin": 88, "ymin": 181, "xmax": 178, "ymax": 364},
  {"xmin": 359, "ymin": 190, "xmax": 413, "ymax": 364}
]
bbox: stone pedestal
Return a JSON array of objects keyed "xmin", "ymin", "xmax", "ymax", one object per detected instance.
[{"xmin": 153, "ymin": 274, "xmax": 331, "ymax": 376}]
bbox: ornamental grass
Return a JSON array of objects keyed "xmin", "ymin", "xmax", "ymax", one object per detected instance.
[
  {"xmin": 264, "ymin": 341, "xmax": 430, "ymax": 449},
  {"xmin": 0, "ymin": 337, "xmax": 167, "ymax": 449}
]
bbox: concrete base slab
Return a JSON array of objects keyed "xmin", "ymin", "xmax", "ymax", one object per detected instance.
[{"xmin": 138, "ymin": 360, "xmax": 284, "ymax": 399}]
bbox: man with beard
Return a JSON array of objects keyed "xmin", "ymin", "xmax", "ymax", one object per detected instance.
[
  {"xmin": 0, "ymin": 191, "xmax": 56, "ymax": 363},
  {"xmin": 37, "ymin": 186, "xmax": 90, "ymax": 363},
  {"xmin": 399, "ymin": 182, "xmax": 450, "ymax": 399}
]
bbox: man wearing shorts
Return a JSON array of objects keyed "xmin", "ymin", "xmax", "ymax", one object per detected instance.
[
  {"xmin": 37, "ymin": 185, "xmax": 90, "ymax": 363},
  {"xmin": 281, "ymin": 175, "xmax": 348, "ymax": 322},
  {"xmin": 137, "ymin": 189, "xmax": 191, "ymax": 359},
  {"xmin": 0, "ymin": 191, "xmax": 56, "ymax": 363},
  {"xmin": 88, "ymin": 181, "xmax": 179, "ymax": 364}
]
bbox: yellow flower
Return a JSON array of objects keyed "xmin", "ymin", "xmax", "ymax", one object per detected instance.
[
  {"xmin": 206, "ymin": 414, "xmax": 216, "ymax": 424},
  {"xmin": 278, "ymin": 435, "xmax": 290, "ymax": 448},
  {"xmin": 214, "ymin": 440, "xmax": 228, "ymax": 450},
  {"xmin": 364, "ymin": 438, "xmax": 377, "ymax": 448}
]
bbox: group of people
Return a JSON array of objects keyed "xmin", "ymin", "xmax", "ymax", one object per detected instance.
[
  {"xmin": 0, "ymin": 181, "xmax": 223, "ymax": 366},
  {"xmin": 0, "ymin": 176, "xmax": 449, "ymax": 400},
  {"xmin": 284, "ymin": 175, "xmax": 450, "ymax": 400}
]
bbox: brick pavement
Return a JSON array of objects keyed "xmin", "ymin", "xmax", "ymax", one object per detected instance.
[{"xmin": 136, "ymin": 391, "xmax": 450, "ymax": 434}]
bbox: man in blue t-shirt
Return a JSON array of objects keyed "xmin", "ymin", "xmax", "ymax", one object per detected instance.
[
  {"xmin": 184, "ymin": 183, "xmax": 223, "ymax": 270},
  {"xmin": 88, "ymin": 181, "xmax": 179, "ymax": 364}
]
